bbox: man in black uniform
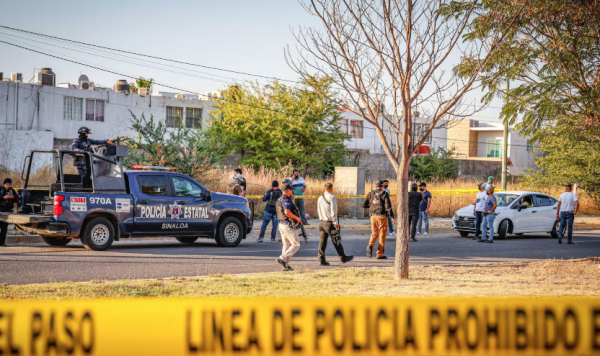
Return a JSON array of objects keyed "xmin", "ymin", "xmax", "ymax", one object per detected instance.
[
  {"xmin": 408, "ymin": 182, "xmax": 423, "ymax": 242},
  {"xmin": 72, "ymin": 127, "xmax": 112, "ymax": 188},
  {"xmin": 0, "ymin": 178, "xmax": 19, "ymax": 246}
]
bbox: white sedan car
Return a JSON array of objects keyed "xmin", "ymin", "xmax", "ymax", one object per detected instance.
[{"xmin": 452, "ymin": 191, "xmax": 559, "ymax": 239}]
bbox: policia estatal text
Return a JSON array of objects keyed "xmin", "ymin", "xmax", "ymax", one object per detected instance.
[
  {"xmin": 72, "ymin": 126, "xmax": 112, "ymax": 188},
  {"xmin": 0, "ymin": 178, "xmax": 18, "ymax": 246}
]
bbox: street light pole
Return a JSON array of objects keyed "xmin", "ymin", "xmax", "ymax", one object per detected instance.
[{"xmin": 502, "ymin": 82, "xmax": 509, "ymax": 190}]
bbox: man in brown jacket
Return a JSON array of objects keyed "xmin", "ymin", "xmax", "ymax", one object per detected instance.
[{"xmin": 362, "ymin": 180, "xmax": 395, "ymax": 259}]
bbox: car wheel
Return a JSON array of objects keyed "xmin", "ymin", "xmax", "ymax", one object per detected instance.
[
  {"xmin": 81, "ymin": 217, "xmax": 114, "ymax": 251},
  {"xmin": 41, "ymin": 236, "xmax": 71, "ymax": 246},
  {"xmin": 498, "ymin": 220, "xmax": 509, "ymax": 240},
  {"xmin": 176, "ymin": 237, "xmax": 198, "ymax": 244},
  {"xmin": 550, "ymin": 220, "xmax": 559, "ymax": 239},
  {"xmin": 216, "ymin": 217, "xmax": 243, "ymax": 247},
  {"xmin": 459, "ymin": 231, "xmax": 470, "ymax": 237}
]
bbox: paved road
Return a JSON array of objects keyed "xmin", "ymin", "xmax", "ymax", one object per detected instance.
[{"xmin": 1, "ymin": 230, "xmax": 599, "ymax": 285}]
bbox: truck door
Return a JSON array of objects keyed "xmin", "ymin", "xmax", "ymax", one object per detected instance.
[
  {"xmin": 168, "ymin": 176, "xmax": 213, "ymax": 234},
  {"xmin": 133, "ymin": 174, "xmax": 174, "ymax": 234}
]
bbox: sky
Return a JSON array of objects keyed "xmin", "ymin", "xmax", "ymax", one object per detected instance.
[{"xmin": 0, "ymin": 0, "xmax": 504, "ymax": 124}]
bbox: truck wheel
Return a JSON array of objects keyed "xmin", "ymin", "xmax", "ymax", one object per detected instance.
[
  {"xmin": 41, "ymin": 236, "xmax": 71, "ymax": 246},
  {"xmin": 81, "ymin": 217, "xmax": 114, "ymax": 251},
  {"xmin": 498, "ymin": 220, "xmax": 509, "ymax": 240},
  {"xmin": 176, "ymin": 237, "xmax": 198, "ymax": 244},
  {"xmin": 459, "ymin": 231, "xmax": 469, "ymax": 237},
  {"xmin": 216, "ymin": 217, "xmax": 243, "ymax": 247}
]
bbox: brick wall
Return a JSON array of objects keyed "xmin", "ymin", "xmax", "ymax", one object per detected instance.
[{"xmin": 448, "ymin": 120, "xmax": 478, "ymax": 158}]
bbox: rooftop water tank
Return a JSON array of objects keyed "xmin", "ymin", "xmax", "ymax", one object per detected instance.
[{"xmin": 113, "ymin": 79, "xmax": 131, "ymax": 93}]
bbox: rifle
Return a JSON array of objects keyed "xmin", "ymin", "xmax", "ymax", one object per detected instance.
[{"xmin": 290, "ymin": 205, "xmax": 308, "ymax": 244}]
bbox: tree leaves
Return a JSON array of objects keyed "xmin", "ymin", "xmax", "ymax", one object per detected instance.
[{"xmin": 205, "ymin": 78, "xmax": 350, "ymax": 174}]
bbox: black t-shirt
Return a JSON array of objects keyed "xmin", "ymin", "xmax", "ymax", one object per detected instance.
[
  {"xmin": 0, "ymin": 187, "xmax": 18, "ymax": 212},
  {"xmin": 408, "ymin": 190, "xmax": 422, "ymax": 215}
]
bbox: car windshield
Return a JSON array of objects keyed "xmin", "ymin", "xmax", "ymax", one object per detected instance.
[{"xmin": 494, "ymin": 193, "xmax": 520, "ymax": 207}]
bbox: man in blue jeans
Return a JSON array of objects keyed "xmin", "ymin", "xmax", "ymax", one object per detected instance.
[
  {"xmin": 472, "ymin": 183, "xmax": 488, "ymax": 240},
  {"xmin": 417, "ymin": 182, "xmax": 432, "ymax": 235},
  {"xmin": 257, "ymin": 180, "xmax": 282, "ymax": 243},
  {"xmin": 557, "ymin": 184, "xmax": 579, "ymax": 244},
  {"xmin": 478, "ymin": 186, "xmax": 497, "ymax": 243}
]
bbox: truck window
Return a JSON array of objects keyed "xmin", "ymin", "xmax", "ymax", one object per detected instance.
[
  {"xmin": 138, "ymin": 175, "xmax": 168, "ymax": 196},
  {"xmin": 171, "ymin": 176, "xmax": 204, "ymax": 197},
  {"xmin": 92, "ymin": 158, "xmax": 126, "ymax": 192}
]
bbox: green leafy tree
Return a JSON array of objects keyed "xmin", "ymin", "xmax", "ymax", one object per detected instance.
[
  {"xmin": 452, "ymin": 0, "xmax": 600, "ymax": 140},
  {"xmin": 524, "ymin": 119, "xmax": 600, "ymax": 209},
  {"xmin": 410, "ymin": 147, "xmax": 460, "ymax": 181},
  {"xmin": 205, "ymin": 78, "xmax": 349, "ymax": 174},
  {"xmin": 122, "ymin": 112, "xmax": 222, "ymax": 181}
]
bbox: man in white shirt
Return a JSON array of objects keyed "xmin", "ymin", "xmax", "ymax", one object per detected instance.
[
  {"xmin": 472, "ymin": 183, "xmax": 488, "ymax": 240},
  {"xmin": 317, "ymin": 183, "xmax": 354, "ymax": 266},
  {"xmin": 557, "ymin": 184, "xmax": 579, "ymax": 244}
]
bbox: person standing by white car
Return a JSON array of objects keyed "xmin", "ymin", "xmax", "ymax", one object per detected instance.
[
  {"xmin": 472, "ymin": 184, "xmax": 488, "ymax": 240},
  {"xmin": 557, "ymin": 184, "xmax": 579, "ymax": 245},
  {"xmin": 478, "ymin": 187, "xmax": 497, "ymax": 243}
]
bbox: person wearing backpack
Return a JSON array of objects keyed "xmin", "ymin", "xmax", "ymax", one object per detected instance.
[
  {"xmin": 317, "ymin": 183, "xmax": 354, "ymax": 266},
  {"xmin": 257, "ymin": 180, "xmax": 282, "ymax": 243},
  {"xmin": 362, "ymin": 180, "xmax": 395, "ymax": 259}
]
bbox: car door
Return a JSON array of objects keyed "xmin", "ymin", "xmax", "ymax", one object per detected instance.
[
  {"xmin": 513, "ymin": 195, "xmax": 538, "ymax": 232},
  {"xmin": 168, "ymin": 176, "xmax": 213, "ymax": 234},
  {"xmin": 133, "ymin": 174, "xmax": 174, "ymax": 234},
  {"xmin": 534, "ymin": 195, "xmax": 558, "ymax": 232}
]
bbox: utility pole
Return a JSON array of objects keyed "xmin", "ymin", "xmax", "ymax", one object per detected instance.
[{"xmin": 502, "ymin": 82, "xmax": 509, "ymax": 190}]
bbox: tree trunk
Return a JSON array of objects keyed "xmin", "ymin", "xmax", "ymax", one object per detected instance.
[{"xmin": 394, "ymin": 156, "xmax": 411, "ymax": 279}]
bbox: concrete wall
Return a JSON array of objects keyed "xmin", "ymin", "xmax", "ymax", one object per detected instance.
[
  {"xmin": 456, "ymin": 158, "xmax": 502, "ymax": 179},
  {"xmin": 477, "ymin": 131, "xmax": 504, "ymax": 157}
]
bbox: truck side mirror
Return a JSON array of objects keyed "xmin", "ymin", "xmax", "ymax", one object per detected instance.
[
  {"xmin": 518, "ymin": 204, "xmax": 528, "ymax": 212},
  {"xmin": 206, "ymin": 191, "xmax": 212, "ymax": 202}
]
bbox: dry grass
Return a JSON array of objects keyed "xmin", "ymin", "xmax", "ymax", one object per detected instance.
[
  {"xmin": 7, "ymin": 163, "xmax": 598, "ymax": 218},
  {"xmin": 2, "ymin": 259, "xmax": 599, "ymax": 300}
]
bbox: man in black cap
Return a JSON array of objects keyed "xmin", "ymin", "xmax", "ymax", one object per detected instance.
[
  {"xmin": 408, "ymin": 182, "xmax": 423, "ymax": 242},
  {"xmin": 72, "ymin": 126, "xmax": 112, "ymax": 188},
  {"xmin": 362, "ymin": 180, "xmax": 394, "ymax": 259},
  {"xmin": 0, "ymin": 178, "xmax": 19, "ymax": 246}
]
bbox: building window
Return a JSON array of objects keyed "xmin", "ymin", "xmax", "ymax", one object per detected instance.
[
  {"xmin": 487, "ymin": 139, "xmax": 503, "ymax": 158},
  {"xmin": 413, "ymin": 124, "xmax": 431, "ymax": 143},
  {"xmin": 86, "ymin": 99, "xmax": 105, "ymax": 122},
  {"xmin": 166, "ymin": 106, "xmax": 183, "ymax": 128},
  {"xmin": 64, "ymin": 97, "xmax": 83, "ymax": 120},
  {"xmin": 350, "ymin": 120, "xmax": 363, "ymax": 138},
  {"xmin": 526, "ymin": 140, "xmax": 532, "ymax": 152},
  {"xmin": 338, "ymin": 119, "xmax": 349, "ymax": 134},
  {"xmin": 185, "ymin": 107, "xmax": 202, "ymax": 128}
]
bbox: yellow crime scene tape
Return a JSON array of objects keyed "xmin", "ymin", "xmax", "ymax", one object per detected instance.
[
  {"xmin": 246, "ymin": 189, "xmax": 504, "ymax": 199},
  {"xmin": 1, "ymin": 297, "xmax": 598, "ymax": 356}
]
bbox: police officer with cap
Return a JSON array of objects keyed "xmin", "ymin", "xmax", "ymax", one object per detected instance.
[
  {"xmin": 362, "ymin": 180, "xmax": 395, "ymax": 259},
  {"xmin": 72, "ymin": 127, "xmax": 112, "ymax": 187},
  {"xmin": 0, "ymin": 178, "xmax": 19, "ymax": 246}
]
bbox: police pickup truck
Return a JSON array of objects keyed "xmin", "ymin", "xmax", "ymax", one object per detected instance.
[{"xmin": 0, "ymin": 148, "xmax": 253, "ymax": 251}]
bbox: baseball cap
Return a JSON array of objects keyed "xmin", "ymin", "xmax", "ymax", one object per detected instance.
[
  {"xmin": 282, "ymin": 183, "xmax": 293, "ymax": 191},
  {"xmin": 488, "ymin": 176, "xmax": 494, "ymax": 181},
  {"xmin": 419, "ymin": 182, "xmax": 427, "ymax": 187},
  {"xmin": 283, "ymin": 178, "xmax": 291, "ymax": 184},
  {"xmin": 375, "ymin": 180, "xmax": 385, "ymax": 187}
]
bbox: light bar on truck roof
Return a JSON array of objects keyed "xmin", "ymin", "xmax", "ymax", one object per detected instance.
[{"xmin": 131, "ymin": 165, "xmax": 172, "ymax": 170}]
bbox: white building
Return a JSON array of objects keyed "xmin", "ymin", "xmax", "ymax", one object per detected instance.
[{"xmin": 0, "ymin": 76, "xmax": 217, "ymax": 172}]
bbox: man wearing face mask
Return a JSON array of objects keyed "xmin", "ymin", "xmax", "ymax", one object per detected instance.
[
  {"xmin": 72, "ymin": 127, "xmax": 112, "ymax": 188},
  {"xmin": 289, "ymin": 169, "xmax": 308, "ymax": 225},
  {"xmin": 382, "ymin": 179, "xmax": 395, "ymax": 235}
]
